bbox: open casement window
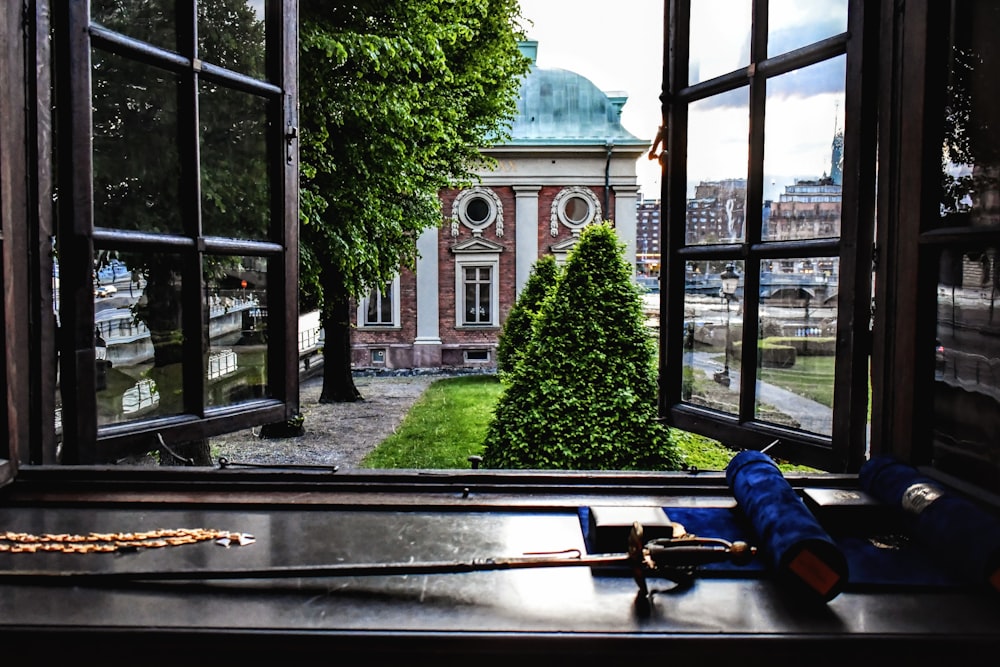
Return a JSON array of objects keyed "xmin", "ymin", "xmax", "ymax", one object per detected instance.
[
  {"xmin": 659, "ymin": 0, "xmax": 879, "ymax": 471},
  {"xmin": 41, "ymin": 0, "xmax": 299, "ymax": 465},
  {"xmin": 873, "ymin": 0, "xmax": 1000, "ymax": 496}
]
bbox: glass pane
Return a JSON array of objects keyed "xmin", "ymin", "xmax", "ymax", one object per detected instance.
[
  {"xmin": 755, "ymin": 257, "xmax": 837, "ymax": 435},
  {"xmin": 478, "ymin": 269, "xmax": 492, "ymax": 322},
  {"xmin": 95, "ymin": 252, "xmax": 185, "ymax": 427},
  {"xmin": 933, "ymin": 246, "xmax": 1000, "ymax": 490},
  {"xmin": 92, "ymin": 0, "xmax": 178, "ymax": 52},
  {"xmin": 205, "ymin": 255, "xmax": 270, "ymax": 408},
  {"xmin": 681, "ymin": 260, "xmax": 744, "ymax": 416},
  {"xmin": 200, "ymin": 85, "xmax": 271, "ymax": 240},
  {"xmin": 689, "ymin": 0, "xmax": 751, "ymax": 85},
  {"xmin": 937, "ymin": 2, "xmax": 1000, "ymax": 231},
  {"xmin": 92, "ymin": 51, "xmax": 183, "ymax": 234},
  {"xmin": 762, "ymin": 55, "xmax": 846, "ymax": 240},
  {"xmin": 199, "ymin": 0, "xmax": 268, "ymax": 80},
  {"xmin": 686, "ymin": 92, "xmax": 750, "ymax": 246},
  {"xmin": 767, "ymin": 0, "xmax": 849, "ymax": 58}
]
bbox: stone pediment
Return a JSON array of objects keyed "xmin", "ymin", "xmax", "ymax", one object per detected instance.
[
  {"xmin": 550, "ymin": 236, "xmax": 579, "ymax": 254},
  {"xmin": 450, "ymin": 236, "xmax": 505, "ymax": 254}
]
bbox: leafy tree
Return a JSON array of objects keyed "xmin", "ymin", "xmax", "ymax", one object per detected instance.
[
  {"xmin": 495, "ymin": 254, "xmax": 559, "ymax": 377},
  {"xmin": 299, "ymin": 0, "xmax": 530, "ymax": 402},
  {"xmin": 481, "ymin": 223, "xmax": 682, "ymax": 471}
]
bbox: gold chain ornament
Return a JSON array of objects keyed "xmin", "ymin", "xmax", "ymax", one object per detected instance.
[{"xmin": 0, "ymin": 528, "xmax": 255, "ymax": 554}]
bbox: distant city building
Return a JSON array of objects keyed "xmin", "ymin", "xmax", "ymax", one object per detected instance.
[
  {"xmin": 686, "ymin": 178, "xmax": 747, "ymax": 245},
  {"xmin": 636, "ymin": 199, "xmax": 660, "ymax": 275},
  {"xmin": 350, "ymin": 41, "xmax": 649, "ymax": 370}
]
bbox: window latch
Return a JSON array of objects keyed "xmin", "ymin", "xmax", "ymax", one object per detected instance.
[{"xmin": 285, "ymin": 125, "xmax": 298, "ymax": 164}]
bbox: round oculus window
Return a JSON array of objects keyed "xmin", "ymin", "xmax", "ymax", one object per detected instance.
[
  {"xmin": 465, "ymin": 196, "xmax": 492, "ymax": 225},
  {"xmin": 563, "ymin": 196, "xmax": 592, "ymax": 225}
]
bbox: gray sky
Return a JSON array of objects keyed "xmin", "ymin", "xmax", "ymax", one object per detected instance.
[
  {"xmin": 516, "ymin": 0, "xmax": 665, "ymax": 199},
  {"xmin": 516, "ymin": 0, "xmax": 847, "ymax": 201}
]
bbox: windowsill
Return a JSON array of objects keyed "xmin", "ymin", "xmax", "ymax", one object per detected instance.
[{"xmin": 1, "ymin": 468, "xmax": 997, "ymax": 662}]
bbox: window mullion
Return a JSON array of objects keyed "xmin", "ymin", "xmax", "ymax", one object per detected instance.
[
  {"xmin": 54, "ymin": 0, "xmax": 100, "ymax": 464},
  {"xmin": 177, "ymin": 6, "xmax": 207, "ymax": 420},
  {"xmin": 737, "ymin": 0, "xmax": 771, "ymax": 426}
]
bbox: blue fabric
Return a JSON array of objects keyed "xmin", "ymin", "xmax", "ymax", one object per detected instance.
[
  {"xmin": 725, "ymin": 450, "xmax": 848, "ymax": 600},
  {"xmin": 577, "ymin": 506, "xmax": 966, "ymax": 589},
  {"xmin": 859, "ymin": 456, "xmax": 1000, "ymax": 592}
]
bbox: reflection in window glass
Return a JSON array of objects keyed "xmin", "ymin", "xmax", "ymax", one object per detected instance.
[
  {"xmin": 205, "ymin": 256, "xmax": 270, "ymax": 408},
  {"xmin": 365, "ymin": 285, "xmax": 393, "ymax": 326},
  {"xmin": 931, "ymin": 1, "xmax": 1000, "ymax": 493},
  {"xmin": 95, "ymin": 253, "xmax": 185, "ymax": 427},
  {"xmin": 564, "ymin": 196, "xmax": 591, "ymax": 224},
  {"xmin": 464, "ymin": 267, "xmax": 492, "ymax": 325},
  {"xmin": 689, "ymin": 0, "xmax": 751, "ymax": 85},
  {"xmin": 92, "ymin": 0, "xmax": 178, "ymax": 52},
  {"xmin": 767, "ymin": 0, "xmax": 848, "ymax": 58},
  {"xmin": 762, "ymin": 55, "xmax": 845, "ymax": 242},
  {"xmin": 199, "ymin": 0, "xmax": 268, "ymax": 80},
  {"xmin": 755, "ymin": 257, "xmax": 837, "ymax": 436},
  {"xmin": 681, "ymin": 260, "xmax": 744, "ymax": 416},
  {"xmin": 200, "ymin": 85, "xmax": 271, "ymax": 240},
  {"xmin": 937, "ymin": 2, "xmax": 1000, "ymax": 231},
  {"xmin": 686, "ymin": 92, "xmax": 749, "ymax": 246},
  {"xmin": 934, "ymin": 246, "xmax": 1000, "ymax": 487},
  {"xmin": 92, "ymin": 51, "xmax": 183, "ymax": 234}
]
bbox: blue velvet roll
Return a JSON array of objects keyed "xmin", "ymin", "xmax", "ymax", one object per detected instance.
[
  {"xmin": 726, "ymin": 450, "xmax": 848, "ymax": 601},
  {"xmin": 859, "ymin": 456, "xmax": 1000, "ymax": 593}
]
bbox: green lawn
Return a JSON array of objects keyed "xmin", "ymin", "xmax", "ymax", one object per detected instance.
[
  {"xmin": 361, "ymin": 374, "xmax": 814, "ymax": 473},
  {"xmin": 759, "ymin": 355, "xmax": 837, "ymax": 407}
]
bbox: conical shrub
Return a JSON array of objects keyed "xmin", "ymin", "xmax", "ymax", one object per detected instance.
[
  {"xmin": 496, "ymin": 254, "xmax": 559, "ymax": 377},
  {"xmin": 482, "ymin": 222, "xmax": 682, "ymax": 471}
]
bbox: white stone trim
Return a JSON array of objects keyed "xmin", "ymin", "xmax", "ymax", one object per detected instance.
[
  {"xmin": 356, "ymin": 274, "xmax": 401, "ymax": 328},
  {"xmin": 550, "ymin": 186, "xmax": 602, "ymax": 236},
  {"xmin": 451, "ymin": 186, "xmax": 504, "ymax": 237}
]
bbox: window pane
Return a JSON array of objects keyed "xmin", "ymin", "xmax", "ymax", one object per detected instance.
[
  {"xmin": 689, "ymin": 0, "xmax": 751, "ymax": 84},
  {"xmin": 95, "ymin": 252, "xmax": 185, "ymax": 427},
  {"xmin": 92, "ymin": 0, "xmax": 178, "ymax": 52},
  {"xmin": 934, "ymin": 246, "xmax": 1000, "ymax": 488},
  {"xmin": 763, "ymin": 55, "xmax": 845, "ymax": 241},
  {"xmin": 767, "ymin": 0, "xmax": 848, "ymax": 58},
  {"xmin": 92, "ymin": 51, "xmax": 183, "ymax": 234},
  {"xmin": 681, "ymin": 260, "xmax": 744, "ymax": 415},
  {"xmin": 205, "ymin": 255, "xmax": 269, "ymax": 408},
  {"xmin": 937, "ymin": 2, "xmax": 1000, "ymax": 231},
  {"xmin": 756, "ymin": 257, "xmax": 837, "ymax": 435},
  {"xmin": 200, "ymin": 85, "xmax": 271, "ymax": 240},
  {"xmin": 686, "ymin": 92, "xmax": 749, "ymax": 245},
  {"xmin": 199, "ymin": 0, "xmax": 268, "ymax": 80}
]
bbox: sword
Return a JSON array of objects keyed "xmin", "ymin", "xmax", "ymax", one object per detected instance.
[{"xmin": 0, "ymin": 522, "xmax": 755, "ymax": 596}]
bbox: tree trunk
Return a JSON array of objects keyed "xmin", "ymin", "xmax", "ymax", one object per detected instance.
[
  {"xmin": 319, "ymin": 264, "xmax": 363, "ymax": 403},
  {"xmin": 138, "ymin": 264, "xmax": 213, "ymax": 465}
]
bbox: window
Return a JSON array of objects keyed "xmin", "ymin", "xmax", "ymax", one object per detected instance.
[
  {"xmin": 551, "ymin": 187, "xmax": 601, "ymax": 234},
  {"xmin": 22, "ymin": 1, "xmax": 300, "ymax": 466},
  {"xmin": 873, "ymin": 0, "xmax": 1000, "ymax": 494},
  {"xmin": 659, "ymin": 0, "xmax": 876, "ymax": 470},
  {"xmin": 451, "ymin": 186, "xmax": 503, "ymax": 237},
  {"xmin": 358, "ymin": 277, "xmax": 400, "ymax": 328},
  {"xmin": 463, "ymin": 267, "xmax": 494, "ymax": 326},
  {"xmin": 451, "ymin": 237, "xmax": 503, "ymax": 328}
]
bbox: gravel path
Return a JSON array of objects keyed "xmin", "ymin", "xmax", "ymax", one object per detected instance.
[{"xmin": 211, "ymin": 374, "xmax": 440, "ymax": 470}]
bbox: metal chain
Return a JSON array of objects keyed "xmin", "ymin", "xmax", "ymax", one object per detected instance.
[{"xmin": 0, "ymin": 528, "xmax": 255, "ymax": 554}]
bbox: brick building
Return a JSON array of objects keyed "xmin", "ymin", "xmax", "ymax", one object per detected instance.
[{"xmin": 351, "ymin": 42, "xmax": 650, "ymax": 370}]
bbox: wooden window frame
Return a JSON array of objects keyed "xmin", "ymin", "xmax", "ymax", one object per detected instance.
[
  {"xmin": 28, "ymin": 0, "xmax": 300, "ymax": 465},
  {"xmin": 658, "ymin": 0, "xmax": 880, "ymax": 471}
]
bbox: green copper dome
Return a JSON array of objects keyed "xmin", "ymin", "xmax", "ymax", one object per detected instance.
[{"xmin": 508, "ymin": 64, "xmax": 648, "ymax": 147}]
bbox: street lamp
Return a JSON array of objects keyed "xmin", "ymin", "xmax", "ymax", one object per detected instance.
[{"xmin": 715, "ymin": 263, "xmax": 740, "ymax": 387}]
